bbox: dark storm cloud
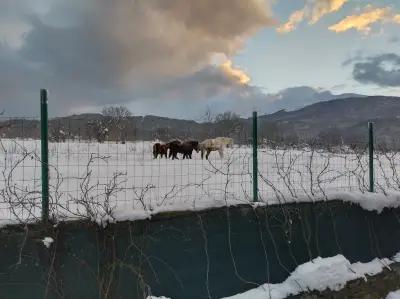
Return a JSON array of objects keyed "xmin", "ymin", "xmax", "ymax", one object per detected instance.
[
  {"xmin": 351, "ymin": 53, "xmax": 400, "ymax": 87},
  {"xmin": 0, "ymin": 0, "xmax": 274, "ymax": 116}
]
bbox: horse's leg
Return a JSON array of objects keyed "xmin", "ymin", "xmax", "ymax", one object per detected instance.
[
  {"xmin": 206, "ymin": 149, "xmax": 211, "ymax": 159},
  {"xmin": 201, "ymin": 150, "xmax": 204, "ymax": 160},
  {"xmin": 218, "ymin": 148, "xmax": 224, "ymax": 159}
]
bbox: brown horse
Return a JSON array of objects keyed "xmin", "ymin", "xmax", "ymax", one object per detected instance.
[
  {"xmin": 180, "ymin": 141, "xmax": 200, "ymax": 159},
  {"xmin": 168, "ymin": 140, "xmax": 199, "ymax": 159},
  {"xmin": 153, "ymin": 143, "xmax": 169, "ymax": 159},
  {"xmin": 167, "ymin": 140, "xmax": 182, "ymax": 160}
]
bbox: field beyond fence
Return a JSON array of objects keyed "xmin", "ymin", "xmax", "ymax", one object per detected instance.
[{"xmin": 1, "ymin": 96, "xmax": 399, "ymax": 226}]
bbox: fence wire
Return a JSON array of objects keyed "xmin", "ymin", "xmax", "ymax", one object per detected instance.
[{"xmin": 0, "ymin": 116, "xmax": 398, "ymax": 225}]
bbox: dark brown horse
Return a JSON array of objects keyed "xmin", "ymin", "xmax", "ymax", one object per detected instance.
[
  {"xmin": 167, "ymin": 140, "xmax": 182, "ymax": 160},
  {"xmin": 180, "ymin": 141, "xmax": 199, "ymax": 159},
  {"xmin": 153, "ymin": 143, "xmax": 169, "ymax": 159},
  {"xmin": 168, "ymin": 140, "xmax": 199, "ymax": 159}
]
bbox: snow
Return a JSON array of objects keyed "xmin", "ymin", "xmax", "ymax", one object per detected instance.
[
  {"xmin": 144, "ymin": 253, "xmax": 399, "ymax": 299},
  {"xmin": 392, "ymin": 252, "xmax": 400, "ymax": 263},
  {"xmin": 387, "ymin": 290, "xmax": 400, "ymax": 299},
  {"xmin": 222, "ymin": 255, "xmax": 393, "ymax": 299},
  {"xmin": 42, "ymin": 237, "xmax": 54, "ymax": 248},
  {"xmin": 1, "ymin": 139, "xmax": 400, "ymax": 226},
  {"xmin": 332, "ymin": 192, "xmax": 400, "ymax": 214},
  {"xmin": 91, "ymin": 191, "xmax": 400, "ymax": 226}
]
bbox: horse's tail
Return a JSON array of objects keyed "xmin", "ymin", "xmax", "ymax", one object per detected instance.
[{"xmin": 153, "ymin": 143, "xmax": 161, "ymax": 158}]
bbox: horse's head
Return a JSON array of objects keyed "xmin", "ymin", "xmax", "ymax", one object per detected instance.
[{"xmin": 192, "ymin": 141, "xmax": 200, "ymax": 152}]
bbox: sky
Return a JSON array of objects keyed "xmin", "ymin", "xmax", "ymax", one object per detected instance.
[{"xmin": 0, "ymin": 0, "xmax": 399, "ymax": 119}]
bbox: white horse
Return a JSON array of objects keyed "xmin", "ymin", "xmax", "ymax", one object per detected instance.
[{"xmin": 199, "ymin": 137, "xmax": 234, "ymax": 159}]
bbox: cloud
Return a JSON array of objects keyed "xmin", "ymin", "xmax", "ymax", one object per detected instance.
[
  {"xmin": 125, "ymin": 65, "xmax": 265, "ymax": 119},
  {"xmin": 388, "ymin": 36, "xmax": 400, "ymax": 43},
  {"xmin": 0, "ymin": 0, "xmax": 54, "ymax": 48},
  {"xmin": 329, "ymin": 6, "xmax": 400, "ymax": 33},
  {"xmin": 277, "ymin": 10, "xmax": 305, "ymax": 33},
  {"xmin": 0, "ymin": 0, "xmax": 274, "ymax": 116},
  {"xmin": 309, "ymin": 0, "xmax": 348, "ymax": 24},
  {"xmin": 277, "ymin": 0, "xmax": 348, "ymax": 33},
  {"xmin": 349, "ymin": 53, "xmax": 400, "ymax": 87},
  {"xmin": 129, "ymin": 63, "xmax": 256, "ymax": 102},
  {"xmin": 220, "ymin": 60, "xmax": 250, "ymax": 85}
]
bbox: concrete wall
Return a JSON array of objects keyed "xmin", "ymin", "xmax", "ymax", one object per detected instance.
[{"xmin": 1, "ymin": 200, "xmax": 400, "ymax": 299}]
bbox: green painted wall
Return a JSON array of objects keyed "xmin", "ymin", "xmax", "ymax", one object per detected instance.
[{"xmin": 0, "ymin": 201, "xmax": 400, "ymax": 299}]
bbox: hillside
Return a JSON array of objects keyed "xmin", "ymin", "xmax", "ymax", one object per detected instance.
[
  {"xmin": 1, "ymin": 96, "xmax": 400, "ymax": 145},
  {"xmin": 259, "ymin": 96, "xmax": 400, "ymax": 142}
]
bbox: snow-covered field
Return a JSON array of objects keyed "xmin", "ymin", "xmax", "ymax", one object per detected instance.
[{"xmin": 1, "ymin": 138, "xmax": 400, "ymax": 225}]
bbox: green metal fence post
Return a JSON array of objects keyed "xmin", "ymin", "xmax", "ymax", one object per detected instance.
[
  {"xmin": 252, "ymin": 111, "xmax": 259, "ymax": 202},
  {"xmin": 41, "ymin": 89, "xmax": 49, "ymax": 222},
  {"xmin": 368, "ymin": 121, "xmax": 374, "ymax": 193}
]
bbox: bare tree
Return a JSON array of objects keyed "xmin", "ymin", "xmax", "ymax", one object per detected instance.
[
  {"xmin": 102, "ymin": 106, "xmax": 132, "ymax": 143},
  {"xmin": 213, "ymin": 111, "xmax": 243, "ymax": 141},
  {"xmin": 87, "ymin": 119, "xmax": 109, "ymax": 143},
  {"xmin": 0, "ymin": 110, "xmax": 10, "ymax": 133},
  {"xmin": 200, "ymin": 106, "xmax": 214, "ymax": 123},
  {"xmin": 214, "ymin": 111, "xmax": 239, "ymax": 123},
  {"xmin": 153, "ymin": 127, "xmax": 171, "ymax": 142},
  {"xmin": 50, "ymin": 127, "xmax": 67, "ymax": 143},
  {"xmin": 102, "ymin": 106, "xmax": 132, "ymax": 120}
]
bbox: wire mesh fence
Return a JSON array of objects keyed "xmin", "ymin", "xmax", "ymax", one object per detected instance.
[
  {"xmin": 1, "ymin": 108, "xmax": 399, "ymax": 226},
  {"xmin": 0, "ymin": 117, "xmax": 42, "ymax": 224},
  {"xmin": 258, "ymin": 140, "xmax": 371, "ymax": 202}
]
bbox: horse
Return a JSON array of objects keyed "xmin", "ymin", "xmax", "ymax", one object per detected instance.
[
  {"xmin": 153, "ymin": 142, "xmax": 169, "ymax": 159},
  {"xmin": 199, "ymin": 137, "xmax": 234, "ymax": 159},
  {"xmin": 167, "ymin": 140, "xmax": 182, "ymax": 160},
  {"xmin": 180, "ymin": 141, "xmax": 200, "ymax": 159},
  {"xmin": 168, "ymin": 140, "xmax": 200, "ymax": 159},
  {"xmin": 214, "ymin": 137, "xmax": 234, "ymax": 148}
]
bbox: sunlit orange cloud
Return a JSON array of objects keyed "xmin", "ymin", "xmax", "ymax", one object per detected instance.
[
  {"xmin": 220, "ymin": 60, "xmax": 250, "ymax": 85},
  {"xmin": 310, "ymin": 0, "xmax": 349, "ymax": 24},
  {"xmin": 277, "ymin": 10, "xmax": 305, "ymax": 33},
  {"xmin": 329, "ymin": 6, "xmax": 399, "ymax": 33},
  {"xmin": 277, "ymin": 0, "xmax": 348, "ymax": 33}
]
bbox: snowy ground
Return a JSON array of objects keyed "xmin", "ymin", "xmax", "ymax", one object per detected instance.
[
  {"xmin": 2, "ymin": 138, "xmax": 400, "ymax": 298},
  {"xmin": 1, "ymin": 138, "xmax": 400, "ymax": 225}
]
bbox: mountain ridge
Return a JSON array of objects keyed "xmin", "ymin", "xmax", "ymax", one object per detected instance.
[{"xmin": 1, "ymin": 95, "xmax": 400, "ymax": 144}]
